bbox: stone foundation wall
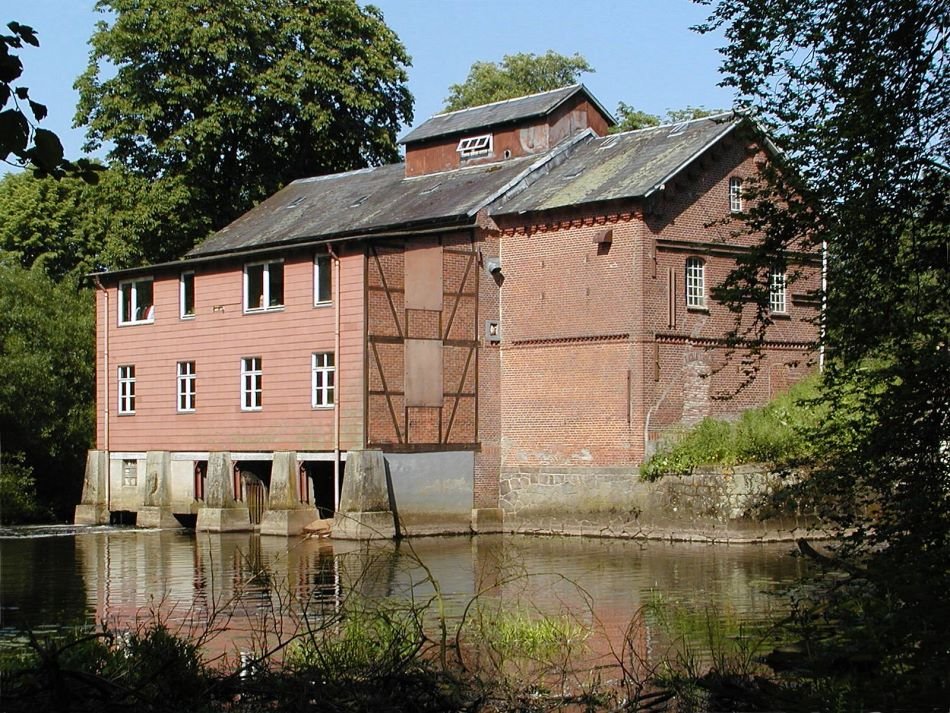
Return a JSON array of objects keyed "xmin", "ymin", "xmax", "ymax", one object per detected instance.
[{"xmin": 500, "ymin": 464, "xmax": 817, "ymax": 542}]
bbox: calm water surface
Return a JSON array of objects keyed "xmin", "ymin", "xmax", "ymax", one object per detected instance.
[{"xmin": 0, "ymin": 526, "xmax": 806, "ymax": 665}]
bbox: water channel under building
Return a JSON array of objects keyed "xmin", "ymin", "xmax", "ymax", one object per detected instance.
[{"xmin": 0, "ymin": 526, "xmax": 809, "ymax": 670}]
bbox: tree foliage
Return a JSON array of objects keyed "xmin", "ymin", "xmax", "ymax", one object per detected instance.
[
  {"xmin": 696, "ymin": 0, "xmax": 949, "ymax": 704},
  {"xmin": 0, "ymin": 259, "xmax": 95, "ymax": 518},
  {"xmin": 0, "ymin": 168, "xmax": 208, "ymax": 279},
  {"xmin": 612, "ymin": 103, "xmax": 724, "ymax": 133},
  {"xmin": 75, "ymin": 0, "xmax": 413, "ymax": 238},
  {"xmin": 443, "ymin": 51, "xmax": 593, "ymax": 111},
  {"xmin": 1, "ymin": 21, "xmax": 100, "ymax": 181}
]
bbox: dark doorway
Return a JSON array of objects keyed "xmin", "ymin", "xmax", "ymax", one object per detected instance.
[
  {"xmin": 309, "ymin": 460, "xmax": 344, "ymax": 519},
  {"xmin": 236, "ymin": 461, "xmax": 271, "ymax": 526}
]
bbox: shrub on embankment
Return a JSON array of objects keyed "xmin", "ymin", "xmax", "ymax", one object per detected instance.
[{"xmin": 640, "ymin": 375, "xmax": 825, "ymax": 480}]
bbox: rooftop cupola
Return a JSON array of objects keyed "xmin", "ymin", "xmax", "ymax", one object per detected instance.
[{"xmin": 399, "ymin": 84, "xmax": 615, "ymax": 177}]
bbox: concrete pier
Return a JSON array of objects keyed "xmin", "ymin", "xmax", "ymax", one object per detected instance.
[
  {"xmin": 74, "ymin": 450, "xmax": 110, "ymax": 525},
  {"xmin": 259, "ymin": 451, "xmax": 318, "ymax": 536},
  {"xmin": 137, "ymin": 451, "xmax": 180, "ymax": 528},
  {"xmin": 332, "ymin": 449, "xmax": 396, "ymax": 539},
  {"xmin": 196, "ymin": 452, "xmax": 251, "ymax": 532}
]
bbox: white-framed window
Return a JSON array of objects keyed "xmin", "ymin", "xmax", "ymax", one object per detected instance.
[
  {"xmin": 241, "ymin": 357, "xmax": 262, "ymax": 411},
  {"xmin": 729, "ymin": 176, "xmax": 743, "ymax": 213},
  {"xmin": 685, "ymin": 257, "xmax": 706, "ymax": 309},
  {"xmin": 456, "ymin": 134, "xmax": 492, "ymax": 158},
  {"xmin": 118, "ymin": 365, "xmax": 136, "ymax": 414},
  {"xmin": 311, "ymin": 352, "xmax": 335, "ymax": 408},
  {"xmin": 177, "ymin": 361, "xmax": 196, "ymax": 412},
  {"xmin": 244, "ymin": 260, "xmax": 284, "ymax": 312},
  {"xmin": 180, "ymin": 271, "xmax": 195, "ymax": 319},
  {"xmin": 314, "ymin": 253, "xmax": 332, "ymax": 305},
  {"xmin": 118, "ymin": 278, "xmax": 154, "ymax": 325},
  {"xmin": 769, "ymin": 268, "xmax": 787, "ymax": 314},
  {"xmin": 122, "ymin": 459, "xmax": 137, "ymax": 487}
]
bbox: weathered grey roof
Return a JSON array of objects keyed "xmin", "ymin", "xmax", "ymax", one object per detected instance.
[
  {"xmin": 188, "ymin": 156, "xmax": 540, "ymax": 257},
  {"xmin": 492, "ymin": 113, "xmax": 740, "ymax": 215},
  {"xmin": 398, "ymin": 84, "xmax": 614, "ymax": 144}
]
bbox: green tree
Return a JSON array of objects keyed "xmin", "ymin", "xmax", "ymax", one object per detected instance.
[
  {"xmin": 443, "ymin": 51, "xmax": 593, "ymax": 111},
  {"xmin": 0, "ymin": 168, "xmax": 208, "ymax": 279},
  {"xmin": 2, "ymin": 21, "xmax": 100, "ymax": 181},
  {"xmin": 697, "ymin": 0, "xmax": 949, "ymax": 706},
  {"xmin": 75, "ymin": 0, "xmax": 413, "ymax": 240},
  {"xmin": 0, "ymin": 259, "xmax": 95, "ymax": 519},
  {"xmin": 612, "ymin": 103, "xmax": 725, "ymax": 133}
]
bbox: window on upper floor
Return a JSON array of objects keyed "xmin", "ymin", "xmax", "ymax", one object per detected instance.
[
  {"xmin": 685, "ymin": 257, "xmax": 706, "ymax": 309},
  {"xmin": 314, "ymin": 253, "xmax": 332, "ymax": 305},
  {"xmin": 312, "ymin": 352, "xmax": 335, "ymax": 408},
  {"xmin": 118, "ymin": 278, "xmax": 154, "ymax": 325},
  {"xmin": 729, "ymin": 176, "xmax": 743, "ymax": 213},
  {"xmin": 180, "ymin": 271, "xmax": 195, "ymax": 319},
  {"xmin": 177, "ymin": 361, "xmax": 196, "ymax": 412},
  {"xmin": 244, "ymin": 260, "xmax": 283, "ymax": 312},
  {"xmin": 457, "ymin": 134, "xmax": 492, "ymax": 158},
  {"xmin": 118, "ymin": 365, "xmax": 136, "ymax": 414},
  {"xmin": 241, "ymin": 356, "xmax": 262, "ymax": 411},
  {"xmin": 769, "ymin": 268, "xmax": 787, "ymax": 314}
]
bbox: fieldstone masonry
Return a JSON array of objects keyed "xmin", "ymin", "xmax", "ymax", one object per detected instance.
[{"xmin": 500, "ymin": 464, "xmax": 815, "ymax": 542}]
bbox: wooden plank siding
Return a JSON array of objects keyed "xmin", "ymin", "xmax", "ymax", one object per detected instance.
[{"xmin": 96, "ymin": 248, "xmax": 365, "ymax": 453}]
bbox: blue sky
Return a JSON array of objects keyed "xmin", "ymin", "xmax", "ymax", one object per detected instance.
[{"xmin": 10, "ymin": 0, "xmax": 734, "ymax": 163}]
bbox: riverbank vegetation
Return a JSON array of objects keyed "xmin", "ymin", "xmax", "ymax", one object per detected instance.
[{"xmin": 640, "ymin": 375, "xmax": 823, "ymax": 479}]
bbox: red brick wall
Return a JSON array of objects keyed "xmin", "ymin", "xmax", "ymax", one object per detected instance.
[
  {"xmin": 365, "ymin": 231, "xmax": 481, "ymax": 449},
  {"xmin": 474, "ymin": 230, "xmax": 501, "ymax": 508},
  {"xmin": 494, "ymin": 137, "xmax": 820, "ymax": 470},
  {"xmin": 96, "ymin": 246, "xmax": 365, "ymax": 453}
]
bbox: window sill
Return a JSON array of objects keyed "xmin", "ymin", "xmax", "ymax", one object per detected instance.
[
  {"xmin": 312, "ymin": 405, "xmax": 335, "ymax": 410},
  {"xmin": 179, "ymin": 314, "xmax": 196, "ymax": 321},
  {"xmin": 118, "ymin": 319, "xmax": 154, "ymax": 327},
  {"xmin": 313, "ymin": 301, "xmax": 333, "ymax": 308},
  {"xmin": 770, "ymin": 312, "xmax": 791, "ymax": 320},
  {"xmin": 177, "ymin": 409, "xmax": 196, "ymax": 414},
  {"xmin": 117, "ymin": 412, "xmax": 136, "ymax": 416},
  {"xmin": 686, "ymin": 306, "xmax": 709, "ymax": 313},
  {"xmin": 244, "ymin": 306, "xmax": 285, "ymax": 315},
  {"xmin": 241, "ymin": 407, "xmax": 263, "ymax": 412}
]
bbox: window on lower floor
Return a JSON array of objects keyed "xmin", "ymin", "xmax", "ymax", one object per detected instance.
[
  {"xmin": 118, "ymin": 278, "xmax": 154, "ymax": 324},
  {"xmin": 685, "ymin": 257, "xmax": 706, "ymax": 309},
  {"xmin": 122, "ymin": 459, "xmax": 137, "ymax": 487},
  {"xmin": 244, "ymin": 260, "xmax": 284, "ymax": 312},
  {"xmin": 312, "ymin": 352, "xmax": 335, "ymax": 407},
  {"xmin": 241, "ymin": 357, "xmax": 262, "ymax": 410},
  {"xmin": 177, "ymin": 360, "xmax": 196, "ymax": 412},
  {"xmin": 118, "ymin": 365, "xmax": 136, "ymax": 414},
  {"xmin": 769, "ymin": 268, "xmax": 787, "ymax": 314}
]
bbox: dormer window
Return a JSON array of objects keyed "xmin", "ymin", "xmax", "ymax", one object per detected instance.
[{"xmin": 457, "ymin": 134, "xmax": 492, "ymax": 158}]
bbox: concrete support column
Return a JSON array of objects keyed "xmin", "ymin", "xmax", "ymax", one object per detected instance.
[
  {"xmin": 75, "ymin": 450, "xmax": 110, "ymax": 525},
  {"xmin": 138, "ymin": 451, "xmax": 179, "ymax": 528},
  {"xmin": 260, "ymin": 451, "xmax": 318, "ymax": 536},
  {"xmin": 332, "ymin": 449, "xmax": 396, "ymax": 540},
  {"xmin": 196, "ymin": 452, "xmax": 251, "ymax": 532}
]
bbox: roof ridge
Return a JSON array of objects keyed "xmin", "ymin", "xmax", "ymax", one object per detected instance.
[
  {"xmin": 605, "ymin": 111, "xmax": 737, "ymax": 139},
  {"xmin": 428, "ymin": 83, "xmax": 582, "ymax": 120}
]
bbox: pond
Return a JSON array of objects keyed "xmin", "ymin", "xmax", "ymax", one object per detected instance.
[{"xmin": 0, "ymin": 526, "xmax": 807, "ymax": 671}]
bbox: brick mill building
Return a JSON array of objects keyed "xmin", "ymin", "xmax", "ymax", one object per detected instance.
[{"xmin": 75, "ymin": 85, "xmax": 819, "ymax": 536}]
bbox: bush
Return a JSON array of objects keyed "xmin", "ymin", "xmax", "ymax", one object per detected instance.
[
  {"xmin": 641, "ymin": 375, "xmax": 824, "ymax": 479},
  {"xmin": 0, "ymin": 452, "xmax": 51, "ymax": 524}
]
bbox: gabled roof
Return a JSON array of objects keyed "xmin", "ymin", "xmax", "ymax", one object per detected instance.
[
  {"xmin": 188, "ymin": 156, "xmax": 541, "ymax": 257},
  {"xmin": 398, "ymin": 84, "xmax": 614, "ymax": 145},
  {"xmin": 491, "ymin": 113, "xmax": 741, "ymax": 215}
]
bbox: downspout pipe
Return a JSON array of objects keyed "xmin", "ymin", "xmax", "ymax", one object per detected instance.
[
  {"xmin": 93, "ymin": 276, "xmax": 111, "ymax": 513},
  {"xmin": 327, "ymin": 245, "xmax": 342, "ymax": 511}
]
